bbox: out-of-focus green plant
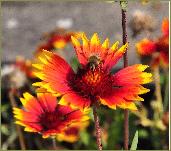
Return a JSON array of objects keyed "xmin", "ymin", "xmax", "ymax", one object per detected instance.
[{"xmin": 130, "ymin": 131, "xmax": 138, "ymax": 150}]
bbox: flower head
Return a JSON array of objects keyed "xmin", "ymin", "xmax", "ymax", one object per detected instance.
[
  {"xmin": 49, "ymin": 32, "xmax": 75, "ymax": 50},
  {"xmin": 136, "ymin": 18, "xmax": 169, "ymax": 68},
  {"xmin": 33, "ymin": 33, "xmax": 152, "ymax": 110},
  {"xmin": 36, "ymin": 43, "xmax": 53, "ymax": 54},
  {"xmin": 13, "ymin": 93, "xmax": 89, "ymax": 138},
  {"xmin": 36, "ymin": 28, "xmax": 82, "ymax": 53}
]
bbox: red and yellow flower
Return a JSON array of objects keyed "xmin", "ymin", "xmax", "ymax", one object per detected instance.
[
  {"xmin": 56, "ymin": 120, "xmax": 89, "ymax": 143},
  {"xmin": 13, "ymin": 93, "xmax": 89, "ymax": 138},
  {"xmin": 36, "ymin": 43, "xmax": 53, "ymax": 54},
  {"xmin": 33, "ymin": 33, "xmax": 152, "ymax": 110},
  {"xmin": 36, "ymin": 28, "xmax": 82, "ymax": 54},
  {"xmin": 136, "ymin": 18, "xmax": 169, "ymax": 68},
  {"xmin": 48, "ymin": 31, "xmax": 76, "ymax": 50}
]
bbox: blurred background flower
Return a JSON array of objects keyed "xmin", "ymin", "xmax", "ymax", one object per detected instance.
[{"xmin": 136, "ymin": 18, "xmax": 169, "ymax": 68}]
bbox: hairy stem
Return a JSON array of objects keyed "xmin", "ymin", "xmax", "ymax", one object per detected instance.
[
  {"xmin": 124, "ymin": 109, "xmax": 129, "ymax": 150},
  {"xmin": 93, "ymin": 104, "xmax": 103, "ymax": 150},
  {"xmin": 153, "ymin": 67, "xmax": 163, "ymax": 117},
  {"xmin": 121, "ymin": 1, "xmax": 129, "ymax": 150},
  {"xmin": 9, "ymin": 89, "xmax": 26, "ymax": 150}
]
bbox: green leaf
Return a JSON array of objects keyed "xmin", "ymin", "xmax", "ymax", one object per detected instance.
[
  {"xmin": 1, "ymin": 104, "xmax": 9, "ymax": 112},
  {"xmin": 70, "ymin": 56, "xmax": 80, "ymax": 72},
  {"xmin": 130, "ymin": 130, "xmax": 138, "ymax": 150},
  {"xmin": 80, "ymin": 130, "xmax": 90, "ymax": 146},
  {"xmin": 1, "ymin": 125, "xmax": 10, "ymax": 135},
  {"xmin": 88, "ymin": 109, "xmax": 94, "ymax": 121}
]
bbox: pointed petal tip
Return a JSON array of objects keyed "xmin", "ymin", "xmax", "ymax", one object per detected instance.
[
  {"xmin": 137, "ymin": 64, "xmax": 149, "ymax": 71},
  {"xmin": 71, "ymin": 36, "xmax": 80, "ymax": 47},
  {"xmin": 23, "ymin": 92, "xmax": 33, "ymax": 100},
  {"xmin": 102, "ymin": 38, "xmax": 110, "ymax": 49},
  {"xmin": 81, "ymin": 32, "xmax": 89, "ymax": 46},
  {"xmin": 123, "ymin": 42, "xmax": 129, "ymax": 49},
  {"xmin": 110, "ymin": 41, "xmax": 119, "ymax": 51},
  {"xmin": 90, "ymin": 33, "xmax": 100, "ymax": 45},
  {"xmin": 119, "ymin": 42, "xmax": 128, "ymax": 53}
]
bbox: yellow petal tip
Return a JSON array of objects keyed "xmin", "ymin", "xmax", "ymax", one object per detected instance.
[
  {"xmin": 90, "ymin": 33, "xmax": 100, "ymax": 45},
  {"xmin": 71, "ymin": 36, "xmax": 80, "ymax": 47}
]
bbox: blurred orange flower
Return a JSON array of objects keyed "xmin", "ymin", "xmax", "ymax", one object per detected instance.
[
  {"xmin": 136, "ymin": 18, "xmax": 169, "ymax": 68},
  {"xmin": 36, "ymin": 43, "xmax": 53, "ymax": 53},
  {"xmin": 33, "ymin": 33, "xmax": 152, "ymax": 111},
  {"xmin": 36, "ymin": 28, "xmax": 82, "ymax": 54}
]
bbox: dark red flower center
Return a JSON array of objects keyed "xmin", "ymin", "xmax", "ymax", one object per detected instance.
[
  {"xmin": 39, "ymin": 110, "xmax": 66, "ymax": 131},
  {"xmin": 68, "ymin": 57, "xmax": 114, "ymax": 102}
]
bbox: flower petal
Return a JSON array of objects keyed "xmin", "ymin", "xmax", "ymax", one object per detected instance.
[
  {"xmin": 162, "ymin": 18, "xmax": 169, "ymax": 37},
  {"xmin": 20, "ymin": 93, "xmax": 43, "ymax": 115},
  {"xmin": 102, "ymin": 38, "xmax": 109, "ymax": 49},
  {"xmin": 13, "ymin": 107, "xmax": 39, "ymax": 122},
  {"xmin": 15, "ymin": 121, "xmax": 42, "ymax": 132},
  {"xmin": 90, "ymin": 33, "xmax": 100, "ymax": 46},
  {"xmin": 37, "ymin": 93, "xmax": 57, "ymax": 112},
  {"xmin": 136, "ymin": 38, "xmax": 156, "ymax": 55},
  {"xmin": 99, "ymin": 84, "xmax": 149, "ymax": 110},
  {"xmin": 112, "ymin": 64, "xmax": 153, "ymax": 86},
  {"xmin": 110, "ymin": 41, "xmax": 119, "ymax": 52},
  {"xmin": 104, "ymin": 43, "xmax": 128, "ymax": 70},
  {"xmin": 60, "ymin": 92, "xmax": 91, "ymax": 110},
  {"xmin": 42, "ymin": 129, "xmax": 62, "ymax": 138},
  {"xmin": 33, "ymin": 50, "xmax": 74, "ymax": 95}
]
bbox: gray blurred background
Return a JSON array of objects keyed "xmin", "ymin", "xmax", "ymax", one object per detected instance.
[{"xmin": 1, "ymin": 1, "xmax": 169, "ymax": 65}]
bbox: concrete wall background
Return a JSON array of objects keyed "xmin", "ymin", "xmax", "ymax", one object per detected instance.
[{"xmin": 1, "ymin": 1, "xmax": 169, "ymax": 65}]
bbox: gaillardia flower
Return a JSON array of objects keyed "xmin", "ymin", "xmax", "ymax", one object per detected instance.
[
  {"xmin": 36, "ymin": 43, "xmax": 53, "ymax": 54},
  {"xmin": 13, "ymin": 93, "xmax": 89, "ymax": 138},
  {"xmin": 37, "ymin": 28, "xmax": 82, "ymax": 52},
  {"xmin": 48, "ymin": 31, "xmax": 75, "ymax": 50},
  {"xmin": 136, "ymin": 18, "xmax": 169, "ymax": 68},
  {"xmin": 33, "ymin": 33, "xmax": 152, "ymax": 110}
]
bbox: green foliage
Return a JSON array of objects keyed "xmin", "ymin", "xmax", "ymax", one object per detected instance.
[
  {"xmin": 88, "ymin": 108, "xmax": 94, "ymax": 121},
  {"xmin": 130, "ymin": 130, "xmax": 138, "ymax": 150},
  {"xmin": 80, "ymin": 130, "xmax": 90, "ymax": 146},
  {"xmin": 106, "ymin": 109, "xmax": 124, "ymax": 149},
  {"xmin": 138, "ymin": 129, "xmax": 148, "ymax": 138},
  {"xmin": 1, "ymin": 125, "xmax": 10, "ymax": 135},
  {"xmin": 70, "ymin": 56, "xmax": 80, "ymax": 72}
]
